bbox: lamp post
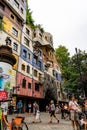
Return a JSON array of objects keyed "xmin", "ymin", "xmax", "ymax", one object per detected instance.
[{"xmin": 75, "ymin": 48, "xmax": 85, "ymax": 99}]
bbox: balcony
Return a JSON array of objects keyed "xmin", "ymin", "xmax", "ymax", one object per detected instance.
[
  {"xmin": 4, "ymin": 0, "xmax": 26, "ymax": 21},
  {"xmin": 33, "ymin": 37, "xmax": 44, "ymax": 47}
]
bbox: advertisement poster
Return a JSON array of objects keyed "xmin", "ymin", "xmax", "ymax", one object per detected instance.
[{"xmin": 0, "ymin": 62, "xmax": 12, "ymax": 100}]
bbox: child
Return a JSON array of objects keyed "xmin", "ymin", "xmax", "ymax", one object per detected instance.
[{"xmin": 80, "ymin": 100, "xmax": 87, "ymax": 127}]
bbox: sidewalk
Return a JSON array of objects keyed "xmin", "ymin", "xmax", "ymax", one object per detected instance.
[{"xmin": 8, "ymin": 112, "xmax": 73, "ymax": 130}]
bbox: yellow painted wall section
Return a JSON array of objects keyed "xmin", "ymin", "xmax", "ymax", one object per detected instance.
[
  {"xmin": 3, "ymin": 16, "xmax": 21, "ymax": 42},
  {"xmin": 10, "ymin": 70, "xmax": 16, "ymax": 87},
  {"xmin": 13, "ymin": 54, "xmax": 18, "ymax": 70}
]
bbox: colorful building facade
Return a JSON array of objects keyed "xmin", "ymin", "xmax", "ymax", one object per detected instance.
[{"xmin": 0, "ymin": 0, "xmax": 62, "ymax": 111}]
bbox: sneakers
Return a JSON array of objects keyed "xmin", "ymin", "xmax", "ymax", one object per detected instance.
[{"xmin": 49, "ymin": 121, "xmax": 52, "ymax": 123}]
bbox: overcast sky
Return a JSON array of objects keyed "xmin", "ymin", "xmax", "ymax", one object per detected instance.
[{"xmin": 29, "ymin": 0, "xmax": 87, "ymax": 56}]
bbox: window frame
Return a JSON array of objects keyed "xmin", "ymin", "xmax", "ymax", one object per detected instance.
[
  {"xmin": 13, "ymin": 42, "xmax": 18, "ymax": 52},
  {"xmin": 12, "ymin": 27, "xmax": 18, "ymax": 37}
]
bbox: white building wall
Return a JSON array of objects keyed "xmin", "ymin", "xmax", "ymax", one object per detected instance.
[
  {"xmin": 21, "ymin": 24, "xmax": 33, "ymax": 52},
  {"xmin": 0, "ymin": 31, "xmax": 20, "ymax": 56}
]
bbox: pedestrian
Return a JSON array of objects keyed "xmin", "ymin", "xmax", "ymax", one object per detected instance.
[
  {"xmin": 69, "ymin": 95, "xmax": 81, "ymax": 130},
  {"xmin": 49, "ymin": 100, "xmax": 59, "ymax": 123},
  {"xmin": 63, "ymin": 103, "xmax": 70, "ymax": 120},
  {"xmin": 32, "ymin": 101, "xmax": 41, "ymax": 123},
  {"xmin": 28, "ymin": 102, "xmax": 31, "ymax": 113},
  {"xmin": 61, "ymin": 103, "xmax": 65, "ymax": 119},
  {"xmin": 17, "ymin": 100, "xmax": 23, "ymax": 113},
  {"xmin": 80, "ymin": 99, "xmax": 87, "ymax": 127},
  {"xmin": 1, "ymin": 101, "xmax": 8, "ymax": 121}
]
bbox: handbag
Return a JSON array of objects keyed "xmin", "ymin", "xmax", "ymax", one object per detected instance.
[{"xmin": 36, "ymin": 110, "xmax": 40, "ymax": 119}]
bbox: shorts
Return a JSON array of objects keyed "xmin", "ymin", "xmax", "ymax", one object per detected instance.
[
  {"xmin": 70, "ymin": 111, "xmax": 75, "ymax": 121},
  {"xmin": 50, "ymin": 111, "xmax": 56, "ymax": 117}
]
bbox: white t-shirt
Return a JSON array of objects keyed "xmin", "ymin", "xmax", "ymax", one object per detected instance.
[
  {"xmin": 69, "ymin": 100, "xmax": 81, "ymax": 112},
  {"xmin": 1, "ymin": 102, "xmax": 8, "ymax": 115}
]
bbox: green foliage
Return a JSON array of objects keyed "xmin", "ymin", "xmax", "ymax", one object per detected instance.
[
  {"xmin": 55, "ymin": 45, "xmax": 70, "ymax": 78},
  {"xmin": 0, "ymin": 18, "xmax": 4, "ymax": 30},
  {"xmin": 26, "ymin": 3, "xmax": 44, "ymax": 32},
  {"xmin": 35, "ymin": 24, "xmax": 44, "ymax": 33},
  {"xmin": 55, "ymin": 46, "xmax": 87, "ymax": 96},
  {"xmin": 26, "ymin": 3, "xmax": 35, "ymax": 28}
]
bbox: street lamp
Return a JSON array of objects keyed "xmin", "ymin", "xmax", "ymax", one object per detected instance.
[{"xmin": 75, "ymin": 48, "xmax": 85, "ymax": 99}]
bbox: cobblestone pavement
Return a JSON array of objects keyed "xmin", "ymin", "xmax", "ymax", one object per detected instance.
[{"xmin": 8, "ymin": 112, "xmax": 73, "ymax": 130}]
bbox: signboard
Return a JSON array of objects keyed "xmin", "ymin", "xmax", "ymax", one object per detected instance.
[
  {"xmin": 0, "ymin": 62, "xmax": 12, "ymax": 99},
  {"xmin": 0, "ymin": 91, "xmax": 8, "ymax": 100}
]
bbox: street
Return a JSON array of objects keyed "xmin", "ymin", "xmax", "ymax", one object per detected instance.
[{"xmin": 8, "ymin": 112, "xmax": 73, "ymax": 130}]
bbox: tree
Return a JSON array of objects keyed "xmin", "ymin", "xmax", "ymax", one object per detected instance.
[
  {"xmin": 55, "ymin": 46, "xmax": 87, "ymax": 97},
  {"xmin": 64, "ymin": 50, "xmax": 87, "ymax": 97},
  {"xmin": 55, "ymin": 45, "xmax": 70, "ymax": 79}
]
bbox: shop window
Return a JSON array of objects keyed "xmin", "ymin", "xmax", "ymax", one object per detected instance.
[
  {"xmin": 28, "ymin": 83, "xmax": 31, "ymax": 89},
  {"xmin": 35, "ymin": 83, "xmax": 39, "ymax": 91}
]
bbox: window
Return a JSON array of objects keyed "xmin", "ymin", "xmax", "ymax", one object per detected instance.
[
  {"xmin": 23, "ymin": 49, "xmax": 27, "ymax": 58},
  {"xmin": 14, "ymin": 0, "xmax": 19, "ymax": 8},
  {"xmin": 38, "ymin": 61, "xmax": 41, "ymax": 69},
  {"xmin": 28, "ymin": 83, "xmax": 31, "ymax": 89},
  {"xmin": 26, "ymin": 28, "xmax": 30, "ymax": 35},
  {"xmin": 16, "ymin": 17, "xmax": 22, "ymax": 25},
  {"xmin": 38, "ymin": 73, "xmax": 42, "ymax": 81},
  {"xmin": 38, "ymin": 50, "xmax": 42, "ymax": 56},
  {"xmin": 39, "ymin": 33, "xmax": 42, "ymax": 38},
  {"xmin": 21, "ymin": 64, "xmax": 25, "ymax": 71},
  {"xmin": 12, "ymin": 27, "xmax": 18, "ymax": 37},
  {"xmin": 45, "ymin": 36, "xmax": 47, "ymax": 41},
  {"xmin": 28, "ymin": 53, "xmax": 31, "ymax": 60},
  {"xmin": 0, "ymin": 2, "xmax": 5, "ymax": 10},
  {"xmin": 27, "ymin": 65, "xmax": 30, "ymax": 74},
  {"xmin": 35, "ymin": 83, "xmax": 39, "ymax": 91},
  {"xmin": 11, "ymin": 14, "xmax": 14, "ymax": 20},
  {"xmin": 6, "ymin": 38, "xmax": 11, "ymax": 46},
  {"xmin": 34, "ymin": 33, "xmax": 36, "ymax": 37},
  {"xmin": 24, "ymin": 37, "xmax": 29, "ymax": 46},
  {"xmin": 34, "ymin": 70, "xmax": 37, "ymax": 77},
  {"xmin": 13, "ymin": 42, "xmax": 18, "ymax": 52},
  {"xmin": 22, "ymin": 78, "xmax": 26, "ymax": 88},
  {"xmin": 33, "ymin": 56, "xmax": 37, "ymax": 64},
  {"xmin": 21, "ymin": 8, "xmax": 23, "ymax": 14}
]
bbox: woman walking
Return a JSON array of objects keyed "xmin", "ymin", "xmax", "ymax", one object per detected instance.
[
  {"xmin": 32, "ymin": 101, "xmax": 41, "ymax": 123},
  {"xmin": 69, "ymin": 95, "xmax": 81, "ymax": 130},
  {"xmin": 49, "ymin": 100, "xmax": 59, "ymax": 123}
]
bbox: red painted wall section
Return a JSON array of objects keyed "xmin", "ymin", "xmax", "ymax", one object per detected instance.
[
  {"xmin": 16, "ymin": 72, "xmax": 32, "ymax": 97},
  {"xmin": 32, "ymin": 80, "xmax": 44, "ymax": 99},
  {"xmin": 16, "ymin": 72, "xmax": 44, "ymax": 99}
]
